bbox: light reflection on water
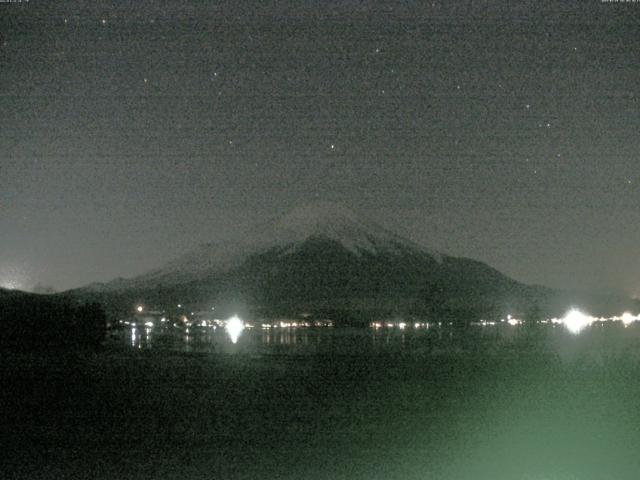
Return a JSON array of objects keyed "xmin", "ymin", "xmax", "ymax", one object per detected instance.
[
  {"xmin": 124, "ymin": 324, "xmax": 354, "ymax": 354},
  {"xmin": 116, "ymin": 322, "xmax": 640, "ymax": 358}
]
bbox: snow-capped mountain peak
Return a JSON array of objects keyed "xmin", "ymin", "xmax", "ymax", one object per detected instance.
[
  {"xmin": 258, "ymin": 201, "xmax": 440, "ymax": 258},
  {"xmin": 91, "ymin": 202, "xmax": 441, "ymax": 290}
]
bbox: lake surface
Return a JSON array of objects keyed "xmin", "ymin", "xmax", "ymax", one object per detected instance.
[
  {"xmin": 116, "ymin": 321, "xmax": 562, "ymax": 355},
  {"xmin": 4, "ymin": 322, "xmax": 640, "ymax": 479}
]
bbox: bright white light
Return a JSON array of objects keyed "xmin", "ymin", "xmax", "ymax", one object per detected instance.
[
  {"xmin": 136, "ymin": 305, "xmax": 143, "ymax": 313},
  {"xmin": 563, "ymin": 309, "xmax": 591, "ymax": 334},
  {"xmin": 621, "ymin": 312, "xmax": 636, "ymax": 326},
  {"xmin": 507, "ymin": 318, "xmax": 519, "ymax": 326},
  {"xmin": 398, "ymin": 322, "xmax": 406, "ymax": 329},
  {"xmin": 144, "ymin": 321, "xmax": 154, "ymax": 327},
  {"xmin": 225, "ymin": 315, "xmax": 245, "ymax": 344}
]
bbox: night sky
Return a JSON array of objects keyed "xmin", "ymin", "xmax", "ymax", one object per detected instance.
[{"xmin": 1, "ymin": 1, "xmax": 639, "ymax": 295}]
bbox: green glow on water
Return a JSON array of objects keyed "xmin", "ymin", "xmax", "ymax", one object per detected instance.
[{"xmin": 6, "ymin": 325, "xmax": 640, "ymax": 479}]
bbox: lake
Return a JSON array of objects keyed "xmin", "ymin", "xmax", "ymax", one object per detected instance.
[{"xmin": 4, "ymin": 322, "xmax": 640, "ymax": 479}]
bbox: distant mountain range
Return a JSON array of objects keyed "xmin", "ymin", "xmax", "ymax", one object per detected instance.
[{"xmin": 65, "ymin": 202, "xmax": 636, "ymax": 323}]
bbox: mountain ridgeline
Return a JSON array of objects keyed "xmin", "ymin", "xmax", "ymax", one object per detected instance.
[{"xmin": 71, "ymin": 203, "xmax": 632, "ymax": 324}]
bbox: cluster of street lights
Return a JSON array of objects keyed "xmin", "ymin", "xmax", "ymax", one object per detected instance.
[
  {"xmin": 368, "ymin": 310, "xmax": 640, "ymax": 336},
  {"xmin": 131, "ymin": 303, "xmax": 639, "ymax": 343},
  {"xmin": 132, "ymin": 304, "xmax": 245, "ymax": 344}
]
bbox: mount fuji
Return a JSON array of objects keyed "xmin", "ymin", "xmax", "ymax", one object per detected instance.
[
  {"xmin": 132, "ymin": 202, "xmax": 442, "ymax": 285},
  {"xmin": 74, "ymin": 202, "xmax": 552, "ymax": 322}
]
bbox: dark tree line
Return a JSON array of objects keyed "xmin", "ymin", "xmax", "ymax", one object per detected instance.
[{"xmin": 0, "ymin": 293, "xmax": 106, "ymax": 352}]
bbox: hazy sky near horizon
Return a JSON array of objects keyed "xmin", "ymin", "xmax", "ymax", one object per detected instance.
[{"xmin": 1, "ymin": 1, "xmax": 639, "ymax": 295}]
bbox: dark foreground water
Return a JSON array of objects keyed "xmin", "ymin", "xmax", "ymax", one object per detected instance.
[{"xmin": 4, "ymin": 323, "xmax": 640, "ymax": 479}]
